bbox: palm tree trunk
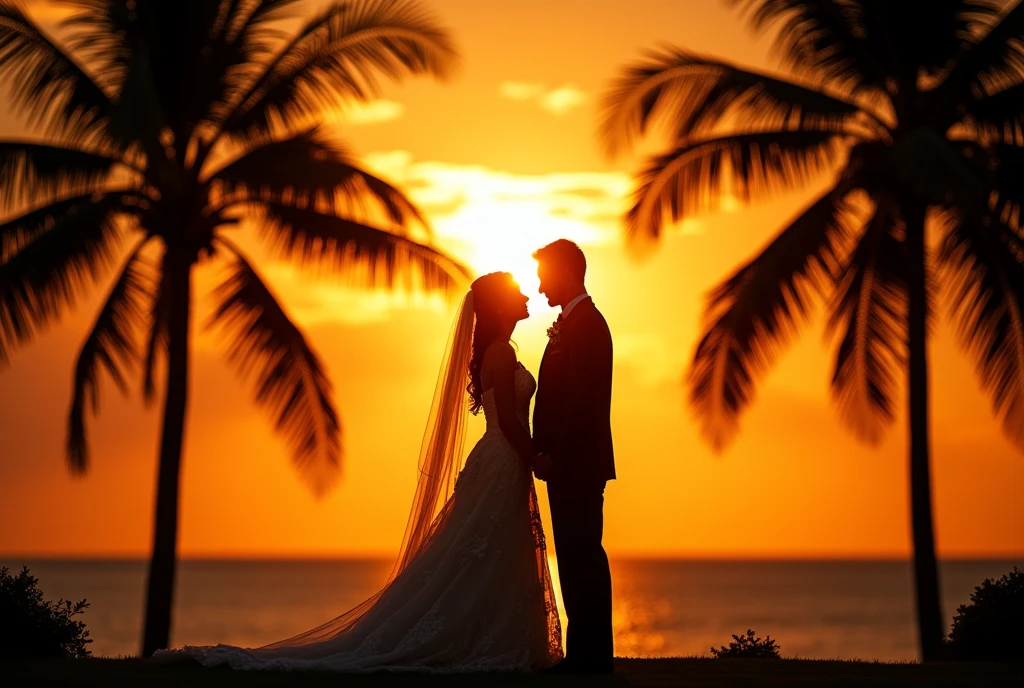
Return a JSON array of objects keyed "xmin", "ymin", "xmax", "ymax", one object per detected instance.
[
  {"xmin": 141, "ymin": 253, "xmax": 192, "ymax": 658},
  {"xmin": 904, "ymin": 202, "xmax": 944, "ymax": 661}
]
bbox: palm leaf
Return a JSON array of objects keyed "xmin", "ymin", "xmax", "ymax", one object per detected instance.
[
  {"xmin": 59, "ymin": 0, "xmax": 133, "ymax": 92},
  {"xmin": 990, "ymin": 142, "xmax": 1024, "ymax": 220},
  {"xmin": 624, "ymin": 130, "xmax": 844, "ymax": 249},
  {"xmin": 0, "ymin": 0, "xmax": 112, "ymax": 141},
  {"xmin": 688, "ymin": 186, "xmax": 853, "ymax": 449},
  {"xmin": 0, "ymin": 191, "xmax": 134, "ymax": 364},
  {"xmin": 962, "ymin": 79, "xmax": 1024, "ymax": 137},
  {"xmin": 943, "ymin": 0, "xmax": 1024, "ymax": 102},
  {"xmin": 67, "ymin": 242, "xmax": 152, "ymax": 472},
  {"xmin": 601, "ymin": 47, "xmax": 870, "ymax": 157},
  {"xmin": 209, "ymin": 129, "xmax": 424, "ymax": 226},
  {"xmin": 220, "ymin": 0, "xmax": 457, "ymax": 139},
  {"xmin": 939, "ymin": 212, "xmax": 1024, "ymax": 449},
  {"xmin": 208, "ymin": 246, "xmax": 341, "ymax": 494},
  {"xmin": 0, "ymin": 140, "xmax": 128, "ymax": 211},
  {"xmin": 859, "ymin": 1, "xmax": 1000, "ymax": 77},
  {"xmin": 826, "ymin": 199, "xmax": 908, "ymax": 443},
  {"xmin": 253, "ymin": 200, "xmax": 470, "ymax": 293},
  {"xmin": 726, "ymin": 0, "xmax": 886, "ymax": 90}
]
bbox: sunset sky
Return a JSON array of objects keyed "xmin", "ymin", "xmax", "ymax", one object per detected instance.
[{"xmin": 1, "ymin": 0, "xmax": 1021, "ymax": 560}]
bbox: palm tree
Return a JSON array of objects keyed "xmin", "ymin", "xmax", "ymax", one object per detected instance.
[
  {"xmin": 602, "ymin": 0, "xmax": 1024, "ymax": 661},
  {"xmin": 0, "ymin": 0, "xmax": 467, "ymax": 657}
]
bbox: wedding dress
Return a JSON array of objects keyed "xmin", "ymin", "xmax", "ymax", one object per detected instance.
[{"xmin": 154, "ymin": 367, "xmax": 562, "ymax": 672}]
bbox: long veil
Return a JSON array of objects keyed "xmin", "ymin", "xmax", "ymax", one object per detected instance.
[{"xmin": 261, "ymin": 293, "xmax": 476, "ymax": 650}]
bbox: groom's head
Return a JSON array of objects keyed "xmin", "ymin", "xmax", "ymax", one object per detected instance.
[{"xmin": 533, "ymin": 239, "xmax": 587, "ymax": 308}]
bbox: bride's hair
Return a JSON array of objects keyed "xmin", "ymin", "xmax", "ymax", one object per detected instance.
[{"xmin": 467, "ymin": 272, "xmax": 514, "ymax": 415}]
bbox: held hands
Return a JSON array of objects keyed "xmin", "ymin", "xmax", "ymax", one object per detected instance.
[{"xmin": 532, "ymin": 452, "xmax": 560, "ymax": 482}]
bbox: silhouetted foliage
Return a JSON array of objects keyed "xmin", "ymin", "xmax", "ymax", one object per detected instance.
[
  {"xmin": 710, "ymin": 629, "xmax": 780, "ymax": 659},
  {"xmin": 0, "ymin": 566, "xmax": 91, "ymax": 659},
  {"xmin": 947, "ymin": 567, "xmax": 1024, "ymax": 661},
  {"xmin": 603, "ymin": 0, "xmax": 1024, "ymax": 661}
]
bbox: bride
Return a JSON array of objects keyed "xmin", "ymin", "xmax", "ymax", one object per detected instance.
[{"xmin": 154, "ymin": 272, "xmax": 563, "ymax": 672}]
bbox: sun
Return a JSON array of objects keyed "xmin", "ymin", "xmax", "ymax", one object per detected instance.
[
  {"xmin": 436, "ymin": 203, "xmax": 595, "ymax": 304},
  {"xmin": 472, "ymin": 233, "xmax": 543, "ymax": 299}
]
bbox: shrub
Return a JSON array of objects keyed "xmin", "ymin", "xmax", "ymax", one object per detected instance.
[
  {"xmin": 710, "ymin": 629, "xmax": 781, "ymax": 659},
  {"xmin": 947, "ymin": 567, "xmax": 1023, "ymax": 661},
  {"xmin": 0, "ymin": 566, "xmax": 92, "ymax": 658}
]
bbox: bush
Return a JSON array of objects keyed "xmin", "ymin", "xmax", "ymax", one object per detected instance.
[
  {"xmin": 710, "ymin": 629, "xmax": 781, "ymax": 659},
  {"xmin": 947, "ymin": 567, "xmax": 1023, "ymax": 661},
  {"xmin": 0, "ymin": 566, "xmax": 91, "ymax": 658}
]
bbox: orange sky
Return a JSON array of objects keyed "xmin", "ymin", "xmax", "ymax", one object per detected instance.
[{"xmin": 0, "ymin": 0, "xmax": 1021, "ymax": 559}]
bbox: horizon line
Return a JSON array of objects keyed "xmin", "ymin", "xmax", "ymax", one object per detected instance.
[{"xmin": 3, "ymin": 551, "xmax": 1021, "ymax": 562}]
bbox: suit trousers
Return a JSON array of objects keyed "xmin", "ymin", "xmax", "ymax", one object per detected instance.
[{"xmin": 546, "ymin": 479, "xmax": 613, "ymax": 669}]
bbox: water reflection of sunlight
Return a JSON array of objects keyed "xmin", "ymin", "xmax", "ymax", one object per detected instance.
[{"xmin": 547, "ymin": 555, "xmax": 671, "ymax": 657}]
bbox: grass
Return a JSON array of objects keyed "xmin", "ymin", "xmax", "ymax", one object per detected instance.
[{"xmin": 2, "ymin": 657, "xmax": 1022, "ymax": 687}]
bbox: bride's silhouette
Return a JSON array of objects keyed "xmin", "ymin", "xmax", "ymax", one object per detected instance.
[{"xmin": 154, "ymin": 272, "xmax": 561, "ymax": 671}]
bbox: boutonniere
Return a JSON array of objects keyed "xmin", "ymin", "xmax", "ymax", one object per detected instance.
[{"xmin": 547, "ymin": 317, "xmax": 562, "ymax": 345}]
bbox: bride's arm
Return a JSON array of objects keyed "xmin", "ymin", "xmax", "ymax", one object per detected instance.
[{"xmin": 484, "ymin": 342, "xmax": 540, "ymax": 468}]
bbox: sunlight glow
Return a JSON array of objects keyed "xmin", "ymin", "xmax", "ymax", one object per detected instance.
[{"xmin": 437, "ymin": 202, "xmax": 602, "ymax": 300}]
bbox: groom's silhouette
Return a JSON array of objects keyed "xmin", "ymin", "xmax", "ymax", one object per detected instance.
[{"xmin": 532, "ymin": 239, "xmax": 615, "ymax": 674}]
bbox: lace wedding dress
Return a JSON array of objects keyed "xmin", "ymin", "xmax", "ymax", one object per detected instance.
[{"xmin": 155, "ymin": 367, "xmax": 562, "ymax": 672}]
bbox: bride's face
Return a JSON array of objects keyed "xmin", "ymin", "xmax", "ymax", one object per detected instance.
[{"xmin": 501, "ymin": 281, "xmax": 530, "ymax": 323}]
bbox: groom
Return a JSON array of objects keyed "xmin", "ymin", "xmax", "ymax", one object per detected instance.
[{"xmin": 531, "ymin": 239, "xmax": 615, "ymax": 674}]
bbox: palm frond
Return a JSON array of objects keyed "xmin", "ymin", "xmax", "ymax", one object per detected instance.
[
  {"xmin": 0, "ymin": 140, "xmax": 128, "ymax": 211},
  {"xmin": 859, "ymin": 0, "xmax": 1001, "ymax": 77},
  {"xmin": 208, "ymin": 246, "xmax": 341, "ymax": 494},
  {"xmin": 59, "ymin": 0, "xmax": 134, "ymax": 91},
  {"xmin": 67, "ymin": 242, "xmax": 152, "ymax": 472},
  {"xmin": 209, "ymin": 129, "xmax": 424, "ymax": 226},
  {"xmin": 826, "ymin": 199, "xmax": 908, "ymax": 443},
  {"xmin": 601, "ymin": 47, "xmax": 870, "ymax": 157},
  {"xmin": 688, "ymin": 186, "xmax": 853, "ymax": 449},
  {"xmin": 0, "ymin": 0, "xmax": 112, "ymax": 141},
  {"xmin": 962, "ymin": 79, "xmax": 1024, "ymax": 138},
  {"xmin": 943, "ymin": 0, "xmax": 1024, "ymax": 101},
  {"xmin": 939, "ymin": 211, "xmax": 1024, "ymax": 449},
  {"xmin": 231, "ymin": 0, "xmax": 303, "ymax": 58},
  {"xmin": 624, "ymin": 130, "xmax": 845, "ymax": 250},
  {"xmin": 0, "ymin": 191, "xmax": 135, "ymax": 364},
  {"xmin": 726, "ymin": 0, "xmax": 886, "ymax": 90},
  {"xmin": 990, "ymin": 141, "xmax": 1024, "ymax": 220},
  {"xmin": 219, "ymin": 0, "xmax": 457, "ymax": 140},
  {"xmin": 252, "ymin": 200, "xmax": 470, "ymax": 294}
]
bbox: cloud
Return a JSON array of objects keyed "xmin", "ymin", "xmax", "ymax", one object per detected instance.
[
  {"xmin": 498, "ymin": 82, "xmax": 587, "ymax": 115},
  {"xmin": 251, "ymin": 150, "xmax": 712, "ymax": 328},
  {"xmin": 252, "ymin": 263, "xmax": 448, "ymax": 329},
  {"xmin": 241, "ymin": 151, "xmax": 633, "ymax": 328},
  {"xmin": 539, "ymin": 85, "xmax": 587, "ymax": 115},
  {"xmin": 323, "ymin": 99, "xmax": 406, "ymax": 126},
  {"xmin": 364, "ymin": 152, "xmax": 636, "ymax": 296},
  {"xmin": 498, "ymin": 81, "xmax": 546, "ymax": 101}
]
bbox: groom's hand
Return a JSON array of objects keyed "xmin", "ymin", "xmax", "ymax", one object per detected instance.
[{"xmin": 533, "ymin": 452, "xmax": 559, "ymax": 482}]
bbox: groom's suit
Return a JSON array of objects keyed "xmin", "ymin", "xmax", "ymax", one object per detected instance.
[{"xmin": 533, "ymin": 295, "xmax": 615, "ymax": 671}]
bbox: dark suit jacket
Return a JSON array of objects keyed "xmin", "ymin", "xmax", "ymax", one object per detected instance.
[{"xmin": 533, "ymin": 297, "xmax": 616, "ymax": 482}]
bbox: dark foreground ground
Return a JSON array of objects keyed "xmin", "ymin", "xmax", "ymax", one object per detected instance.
[{"xmin": 2, "ymin": 657, "xmax": 1022, "ymax": 687}]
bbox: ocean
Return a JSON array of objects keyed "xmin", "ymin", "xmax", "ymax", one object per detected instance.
[{"xmin": 2, "ymin": 558, "xmax": 1018, "ymax": 661}]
